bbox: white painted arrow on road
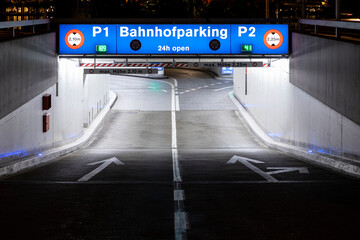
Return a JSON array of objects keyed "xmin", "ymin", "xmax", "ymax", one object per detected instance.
[
  {"xmin": 227, "ymin": 156, "xmax": 310, "ymax": 182},
  {"xmin": 266, "ymin": 167, "xmax": 309, "ymax": 175},
  {"xmin": 78, "ymin": 157, "xmax": 124, "ymax": 182},
  {"xmin": 227, "ymin": 155, "xmax": 278, "ymax": 182},
  {"xmin": 227, "ymin": 155, "xmax": 264, "ymax": 164}
]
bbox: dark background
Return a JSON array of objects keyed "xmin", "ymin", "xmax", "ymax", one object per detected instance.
[{"xmin": 0, "ymin": 0, "xmax": 359, "ymax": 21}]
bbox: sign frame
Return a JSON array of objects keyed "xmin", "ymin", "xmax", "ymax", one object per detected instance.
[
  {"xmin": 84, "ymin": 68, "xmax": 158, "ymax": 75},
  {"xmin": 60, "ymin": 24, "xmax": 289, "ymax": 56},
  {"xmin": 188, "ymin": 62, "xmax": 263, "ymax": 68}
]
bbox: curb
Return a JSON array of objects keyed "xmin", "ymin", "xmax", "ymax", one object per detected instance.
[
  {"xmin": 0, "ymin": 90, "xmax": 118, "ymax": 179},
  {"xmin": 229, "ymin": 92, "xmax": 360, "ymax": 179}
]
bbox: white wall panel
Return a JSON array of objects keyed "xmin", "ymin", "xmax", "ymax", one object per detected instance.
[
  {"xmin": 55, "ymin": 59, "xmax": 84, "ymax": 143},
  {"xmin": 0, "ymin": 58, "xmax": 110, "ymax": 161},
  {"xmin": 0, "ymin": 86, "xmax": 55, "ymax": 157},
  {"xmin": 83, "ymin": 74, "xmax": 110, "ymax": 126},
  {"xmin": 234, "ymin": 59, "xmax": 360, "ymax": 159},
  {"xmin": 342, "ymin": 117, "xmax": 360, "ymax": 156},
  {"xmin": 293, "ymin": 86, "xmax": 310, "ymax": 147},
  {"xmin": 328, "ymin": 110, "xmax": 342, "ymax": 154}
]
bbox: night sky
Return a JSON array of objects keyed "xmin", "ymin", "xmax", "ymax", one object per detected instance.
[{"xmin": 0, "ymin": 0, "xmax": 359, "ymax": 20}]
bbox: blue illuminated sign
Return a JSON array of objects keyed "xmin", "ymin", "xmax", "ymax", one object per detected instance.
[
  {"xmin": 59, "ymin": 24, "xmax": 288, "ymax": 55},
  {"xmin": 231, "ymin": 24, "xmax": 288, "ymax": 54},
  {"xmin": 117, "ymin": 24, "xmax": 230, "ymax": 54},
  {"xmin": 60, "ymin": 25, "xmax": 117, "ymax": 54},
  {"xmin": 222, "ymin": 67, "xmax": 233, "ymax": 75}
]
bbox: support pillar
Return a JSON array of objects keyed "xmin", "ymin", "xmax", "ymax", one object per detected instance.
[
  {"xmin": 335, "ymin": 0, "xmax": 341, "ymax": 20},
  {"xmin": 266, "ymin": 0, "xmax": 270, "ymax": 18}
]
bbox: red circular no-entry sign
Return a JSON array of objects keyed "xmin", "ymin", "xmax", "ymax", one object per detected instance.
[
  {"xmin": 65, "ymin": 29, "xmax": 85, "ymax": 49},
  {"xmin": 263, "ymin": 29, "xmax": 284, "ymax": 50}
]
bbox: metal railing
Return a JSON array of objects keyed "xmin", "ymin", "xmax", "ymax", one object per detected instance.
[
  {"xmin": 298, "ymin": 19, "xmax": 360, "ymax": 40},
  {"xmin": 0, "ymin": 19, "xmax": 51, "ymax": 38}
]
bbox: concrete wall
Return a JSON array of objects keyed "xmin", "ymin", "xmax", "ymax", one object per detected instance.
[
  {"xmin": 0, "ymin": 32, "xmax": 58, "ymax": 120},
  {"xmin": 83, "ymin": 73, "xmax": 110, "ymax": 127},
  {"xmin": 54, "ymin": 59, "xmax": 84, "ymax": 144},
  {"xmin": 0, "ymin": 85, "xmax": 57, "ymax": 159},
  {"xmin": 290, "ymin": 33, "xmax": 360, "ymax": 126},
  {"xmin": 0, "ymin": 58, "xmax": 109, "ymax": 160},
  {"xmin": 233, "ymin": 59, "xmax": 360, "ymax": 159}
]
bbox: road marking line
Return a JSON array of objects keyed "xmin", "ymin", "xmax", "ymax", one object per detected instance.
[
  {"xmin": 168, "ymin": 76, "xmax": 181, "ymax": 182},
  {"xmin": 203, "ymin": 85, "xmax": 209, "ymax": 88},
  {"xmin": 173, "ymin": 149, "xmax": 182, "ymax": 182},
  {"xmin": 175, "ymin": 212, "xmax": 189, "ymax": 240},
  {"xmin": 167, "ymin": 76, "xmax": 188, "ymax": 240},
  {"xmin": 175, "ymin": 212, "xmax": 188, "ymax": 229},
  {"xmin": 174, "ymin": 190, "xmax": 185, "ymax": 201},
  {"xmin": 172, "ymin": 78, "xmax": 180, "ymax": 112},
  {"xmin": 171, "ymin": 112, "xmax": 177, "ymax": 149},
  {"xmin": 191, "ymin": 88, "xmax": 196, "ymax": 91},
  {"xmin": 213, "ymin": 86, "xmax": 233, "ymax": 92}
]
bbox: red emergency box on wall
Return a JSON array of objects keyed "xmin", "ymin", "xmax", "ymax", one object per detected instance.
[
  {"xmin": 43, "ymin": 114, "xmax": 50, "ymax": 132},
  {"xmin": 43, "ymin": 94, "xmax": 51, "ymax": 110}
]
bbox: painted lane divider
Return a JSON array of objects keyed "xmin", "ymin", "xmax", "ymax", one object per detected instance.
[
  {"xmin": 108, "ymin": 76, "xmax": 188, "ymax": 239},
  {"xmin": 180, "ymin": 82, "xmax": 230, "ymax": 95},
  {"xmin": 227, "ymin": 155, "xmax": 309, "ymax": 182},
  {"xmin": 78, "ymin": 157, "xmax": 124, "ymax": 182},
  {"xmin": 174, "ymin": 183, "xmax": 189, "ymax": 240},
  {"xmin": 213, "ymin": 86, "xmax": 233, "ymax": 92},
  {"xmin": 174, "ymin": 190, "xmax": 185, "ymax": 201},
  {"xmin": 168, "ymin": 76, "xmax": 189, "ymax": 240}
]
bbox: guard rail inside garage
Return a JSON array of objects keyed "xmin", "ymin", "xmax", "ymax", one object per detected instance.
[
  {"xmin": 298, "ymin": 19, "xmax": 360, "ymax": 42},
  {"xmin": 0, "ymin": 19, "xmax": 51, "ymax": 41}
]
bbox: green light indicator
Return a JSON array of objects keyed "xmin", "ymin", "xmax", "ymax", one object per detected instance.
[
  {"xmin": 241, "ymin": 44, "xmax": 253, "ymax": 52},
  {"xmin": 96, "ymin": 45, "xmax": 107, "ymax": 53}
]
